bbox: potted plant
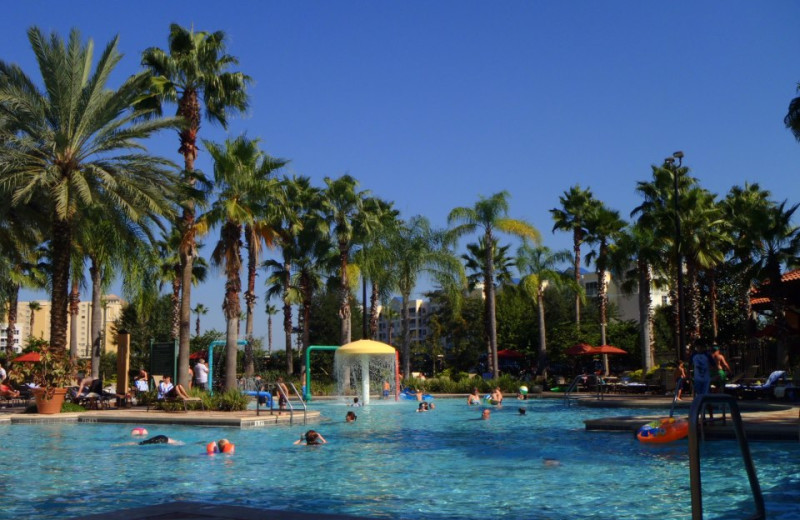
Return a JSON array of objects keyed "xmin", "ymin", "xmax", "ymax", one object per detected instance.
[{"xmin": 10, "ymin": 345, "xmax": 77, "ymax": 414}]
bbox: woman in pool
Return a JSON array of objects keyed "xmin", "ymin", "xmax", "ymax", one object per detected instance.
[
  {"xmin": 467, "ymin": 388, "xmax": 481, "ymax": 405},
  {"xmin": 295, "ymin": 430, "xmax": 327, "ymax": 445},
  {"xmin": 345, "ymin": 411, "xmax": 357, "ymax": 422}
]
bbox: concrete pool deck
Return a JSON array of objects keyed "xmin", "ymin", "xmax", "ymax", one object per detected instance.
[{"xmin": 0, "ymin": 406, "xmax": 323, "ymax": 428}]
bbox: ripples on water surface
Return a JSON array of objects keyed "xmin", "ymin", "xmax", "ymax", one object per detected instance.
[{"xmin": 2, "ymin": 398, "xmax": 798, "ymax": 519}]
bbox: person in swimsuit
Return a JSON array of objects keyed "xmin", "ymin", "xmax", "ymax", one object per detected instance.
[
  {"xmin": 382, "ymin": 380, "xmax": 391, "ymax": 399},
  {"xmin": 711, "ymin": 345, "xmax": 731, "ymax": 390},
  {"xmin": 345, "ymin": 411, "xmax": 357, "ymax": 422},
  {"xmin": 294, "ymin": 430, "xmax": 327, "ymax": 445},
  {"xmin": 467, "ymin": 388, "xmax": 481, "ymax": 405},
  {"xmin": 138, "ymin": 435, "xmax": 183, "ymax": 445}
]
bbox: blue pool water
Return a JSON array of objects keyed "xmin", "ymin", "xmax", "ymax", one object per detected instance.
[{"xmin": 2, "ymin": 399, "xmax": 798, "ymax": 519}]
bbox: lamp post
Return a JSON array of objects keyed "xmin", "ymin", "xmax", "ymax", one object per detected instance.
[{"xmin": 665, "ymin": 151, "xmax": 687, "ymax": 363}]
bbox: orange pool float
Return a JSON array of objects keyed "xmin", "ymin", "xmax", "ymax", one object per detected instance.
[{"xmin": 636, "ymin": 417, "xmax": 689, "ymax": 443}]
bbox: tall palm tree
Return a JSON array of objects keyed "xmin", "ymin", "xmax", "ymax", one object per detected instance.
[
  {"xmin": 264, "ymin": 175, "xmax": 316, "ymax": 374},
  {"xmin": 193, "ymin": 303, "xmax": 208, "ymax": 336},
  {"xmin": 585, "ymin": 204, "xmax": 626, "ymax": 375},
  {"xmin": 142, "ymin": 24, "xmax": 250, "ymax": 387},
  {"xmin": 320, "ymin": 175, "xmax": 374, "ymax": 345},
  {"xmin": 28, "ymin": 301, "xmax": 41, "ymax": 337},
  {"xmin": 156, "ymin": 230, "xmax": 209, "ymax": 340},
  {"xmin": 0, "ymin": 27, "xmax": 180, "ymax": 352},
  {"xmin": 550, "ymin": 185, "xmax": 601, "ymax": 332},
  {"xmin": 265, "ymin": 303, "xmax": 278, "ymax": 353},
  {"xmin": 632, "ymin": 162, "xmax": 698, "ymax": 357},
  {"xmin": 449, "ymin": 191, "xmax": 540, "ymax": 379},
  {"xmin": 242, "ymin": 156, "xmax": 287, "ymax": 376},
  {"xmin": 516, "ymin": 243, "xmax": 572, "ymax": 377},
  {"xmin": 390, "ymin": 216, "xmax": 464, "ymax": 378},
  {"xmin": 204, "ymin": 136, "xmax": 275, "ymax": 391}
]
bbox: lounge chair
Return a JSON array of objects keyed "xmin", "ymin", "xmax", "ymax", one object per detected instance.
[
  {"xmin": 74, "ymin": 378, "xmax": 115, "ymax": 409},
  {"xmin": 147, "ymin": 380, "xmax": 205, "ymax": 412},
  {"xmin": 728, "ymin": 370, "xmax": 787, "ymax": 400}
]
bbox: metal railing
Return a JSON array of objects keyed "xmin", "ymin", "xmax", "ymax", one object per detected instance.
[
  {"xmin": 669, "ymin": 377, "xmax": 684, "ymax": 418},
  {"xmin": 564, "ymin": 375, "xmax": 607, "ymax": 406},
  {"xmin": 688, "ymin": 394, "xmax": 764, "ymax": 520}
]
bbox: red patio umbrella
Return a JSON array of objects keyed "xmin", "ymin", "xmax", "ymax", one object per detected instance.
[
  {"xmin": 189, "ymin": 351, "xmax": 207, "ymax": 360},
  {"xmin": 497, "ymin": 349, "xmax": 525, "ymax": 358},
  {"xmin": 12, "ymin": 352, "xmax": 41, "ymax": 362},
  {"xmin": 589, "ymin": 345, "xmax": 627, "ymax": 355},
  {"xmin": 565, "ymin": 343, "xmax": 595, "ymax": 356}
]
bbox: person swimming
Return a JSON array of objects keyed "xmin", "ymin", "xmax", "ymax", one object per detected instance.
[
  {"xmin": 138, "ymin": 435, "xmax": 183, "ymax": 445},
  {"xmin": 295, "ymin": 430, "xmax": 327, "ymax": 445}
]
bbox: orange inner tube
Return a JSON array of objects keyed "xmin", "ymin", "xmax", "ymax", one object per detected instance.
[{"xmin": 637, "ymin": 417, "xmax": 689, "ymax": 443}]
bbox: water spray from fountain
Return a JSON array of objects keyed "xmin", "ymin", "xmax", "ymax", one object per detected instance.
[{"xmin": 334, "ymin": 340, "xmax": 397, "ymax": 405}]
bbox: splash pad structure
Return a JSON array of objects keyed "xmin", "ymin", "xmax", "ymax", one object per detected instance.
[{"xmin": 334, "ymin": 340, "xmax": 398, "ymax": 405}]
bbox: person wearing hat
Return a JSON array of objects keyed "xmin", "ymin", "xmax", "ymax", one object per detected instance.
[{"xmin": 711, "ymin": 344, "xmax": 731, "ymax": 389}]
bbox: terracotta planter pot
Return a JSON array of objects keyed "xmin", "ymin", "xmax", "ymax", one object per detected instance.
[{"xmin": 33, "ymin": 388, "xmax": 68, "ymax": 414}]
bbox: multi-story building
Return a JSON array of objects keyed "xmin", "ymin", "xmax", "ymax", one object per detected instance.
[
  {"xmin": 580, "ymin": 271, "xmax": 670, "ymax": 323},
  {"xmin": 376, "ymin": 298, "xmax": 437, "ymax": 346},
  {"xmin": 0, "ymin": 324, "xmax": 22, "ymax": 353},
  {"xmin": 6, "ymin": 295, "xmax": 126, "ymax": 358}
]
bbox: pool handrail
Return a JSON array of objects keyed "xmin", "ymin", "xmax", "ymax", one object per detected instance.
[
  {"xmin": 287, "ymin": 381, "xmax": 307, "ymax": 425},
  {"xmin": 564, "ymin": 375, "xmax": 607, "ymax": 406},
  {"xmin": 688, "ymin": 393, "xmax": 764, "ymax": 520},
  {"xmin": 669, "ymin": 376, "xmax": 684, "ymax": 418},
  {"xmin": 564, "ymin": 375, "xmax": 584, "ymax": 406}
]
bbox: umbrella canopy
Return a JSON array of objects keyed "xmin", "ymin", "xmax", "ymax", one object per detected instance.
[
  {"xmin": 565, "ymin": 343, "xmax": 595, "ymax": 356},
  {"xmin": 589, "ymin": 345, "xmax": 627, "ymax": 355},
  {"xmin": 497, "ymin": 349, "xmax": 525, "ymax": 358},
  {"xmin": 190, "ymin": 351, "xmax": 207, "ymax": 360},
  {"xmin": 12, "ymin": 352, "xmax": 41, "ymax": 363}
]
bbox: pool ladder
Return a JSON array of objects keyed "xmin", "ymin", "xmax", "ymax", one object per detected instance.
[
  {"xmin": 255, "ymin": 381, "xmax": 307, "ymax": 425},
  {"xmin": 688, "ymin": 393, "xmax": 764, "ymax": 519},
  {"xmin": 564, "ymin": 375, "xmax": 606, "ymax": 406}
]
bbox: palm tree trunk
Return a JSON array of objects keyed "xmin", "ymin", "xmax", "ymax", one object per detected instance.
[
  {"xmin": 4, "ymin": 284, "xmax": 19, "ymax": 355},
  {"xmin": 176, "ymin": 89, "xmax": 200, "ymax": 389},
  {"xmin": 339, "ymin": 247, "xmax": 351, "ymax": 345},
  {"xmin": 537, "ymin": 289, "xmax": 548, "ymax": 378},
  {"xmin": 267, "ymin": 314, "xmax": 273, "ymax": 353},
  {"xmin": 283, "ymin": 260, "xmax": 293, "ymax": 374},
  {"xmin": 573, "ymin": 228, "xmax": 582, "ymax": 331},
  {"xmin": 89, "ymin": 260, "xmax": 103, "ymax": 379},
  {"xmin": 171, "ymin": 264, "xmax": 181, "ymax": 340},
  {"xmin": 243, "ymin": 226, "xmax": 257, "ymax": 377},
  {"xmin": 710, "ymin": 270, "xmax": 719, "ymax": 342},
  {"xmin": 69, "ymin": 280, "xmax": 80, "ymax": 359},
  {"xmin": 369, "ymin": 281, "xmax": 380, "ymax": 340},
  {"xmin": 638, "ymin": 261, "xmax": 654, "ymax": 372},
  {"xmin": 687, "ymin": 263, "xmax": 701, "ymax": 344},
  {"xmin": 50, "ymin": 217, "xmax": 72, "ymax": 352},
  {"xmin": 485, "ymin": 232, "xmax": 499, "ymax": 379},
  {"xmin": 598, "ymin": 268, "xmax": 609, "ymax": 376}
]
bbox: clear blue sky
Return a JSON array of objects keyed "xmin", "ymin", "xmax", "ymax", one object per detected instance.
[{"xmin": 7, "ymin": 1, "xmax": 800, "ymax": 350}]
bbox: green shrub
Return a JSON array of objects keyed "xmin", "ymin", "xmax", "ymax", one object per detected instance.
[
  {"xmin": 211, "ymin": 389, "xmax": 249, "ymax": 411},
  {"xmin": 61, "ymin": 401, "xmax": 86, "ymax": 413}
]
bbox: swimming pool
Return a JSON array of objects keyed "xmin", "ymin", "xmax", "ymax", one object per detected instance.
[{"xmin": 2, "ymin": 399, "xmax": 798, "ymax": 519}]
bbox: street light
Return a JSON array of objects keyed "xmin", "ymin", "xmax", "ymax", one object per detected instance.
[{"xmin": 665, "ymin": 151, "xmax": 687, "ymax": 364}]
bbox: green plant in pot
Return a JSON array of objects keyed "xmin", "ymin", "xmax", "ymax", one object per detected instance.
[{"xmin": 10, "ymin": 345, "xmax": 78, "ymax": 413}]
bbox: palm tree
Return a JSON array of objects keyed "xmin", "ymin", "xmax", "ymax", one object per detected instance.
[
  {"xmin": 550, "ymin": 185, "xmax": 601, "ymax": 332},
  {"xmin": 204, "ymin": 136, "xmax": 275, "ymax": 391},
  {"xmin": 320, "ymin": 175, "xmax": 374, "ymax": 345},
  {"xmin": 0, "ymin": 27, "xmax": 180, "ymax": 352},
  {"xmin": 156, "ymin": 230, "xmax": 209, "ymax": 340},
  {"xmin": 142, "ymin": 24, "xmax": 250, "ymax": 387},
  {"xmin": 265, "ymin": 303, "xmax": 278, "ymax": 353},
  {"xmin": 193, "ymin": 304, "xmax": 208, "ymax": 336},
  {"xmin": 784, "ymin": 84, "xmax": 800, "ymax": 140},
  {"xmin": 242, "ymin": 157, "xmax": 287, "ymax": 377},
  {"xmin": 264, "ymin": 175, "xmax": 317, "ymax": 374},
  {"xmin": 585, "ymin": 204, "xmax": 626, "ymax": 375},
  {"xmin": 28, "ymin": 301, "xmax": 41, "ymax": 337},
  {"xmin": 516, "ymin": 243, "xmax": 572, "ymax": 377},
  {"xmin": 449, "ymin": 191, "xmax": 540, "ymax": 379},
  {"xmin": 390, "ymin": 216, "xmax": 464, "ymax": 378}
]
